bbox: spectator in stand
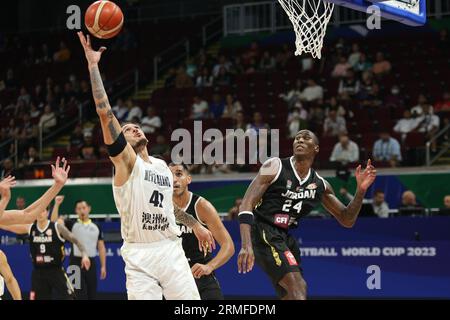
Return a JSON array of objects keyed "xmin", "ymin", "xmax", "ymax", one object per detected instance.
[
  {"xmin": 287, "ymin": 102, "xmax": 308, "ymax": 138},
  {"xmin": 357, "ymin": 71, "xmax": 375, "ymax": 100},
  {"xmin": 398, "ymin": 190, "xmax": 425, "ymax": 216},
  {"xmin": 209, "ymin": 93, "xmax": 225, "ymax": 119},
  {"xmin": 300, "ymin": 78, "xmax": 323, "ymax": 102},
  {"xmin": 439, "ymin": 195, "xmax": 450, "ymax": 216},
  {"xmin": 323, "ymin": 108, "xmax": 347, "ymax": 137},
  {"xmin": 19, "ymin": 146, "xmax": 40, "ymax": 169},
  {"xmin": 230, "ymin": 56, "xmax": 245, "ymax": 75},
  {"xmin": 164, "ymin": 68, "xmax": 177, "ymax": 88},
  {"xmin": 190, "ymin": 96, "xmax": 209, "ymax": 120},
  {"xmin": 125, "ymin": 99, "xmax": 142, "ymax": 122},
  {"xmin": 141, "ymin": 107, "xmax": 162, "ymax": 134},
  {"xmin": 17, "ymin": 113, "xmax": 38, "ymax": 153},
  {"xmin": 300, "ymin": 55, "xmax": 314, "ymax": 72},
  {"xmin": 338, "ymin": 70, "xmax": 360, "ymax": 97},
  {"xmin": 112, "ymin": 98, "xmax": 128, "ymax": 122},
  {"xmin": 37, "ymin": 44, "xmax": 52, "ymax": 64},
  {"xmin": 331, "ymin": 56, "xmax": 351, "ymax": 78},
  {"xmin": 214, "ymin": 67, "xmax": 231, "ymax": 86},
  {"xmin": 411, "ymin": 94, "xmax": 431, "ymax": 117},
  {"xmin": 53, "ymin": 41, "xmax": 71, "ymax": 62},
  {"xmin": 4, "ymin": 68, "xmax": 19, "ymax": 89},
  {"xmin": 39, "ymin": 105, "xmax": 56, "ymax": 133},
  {"xmin": 348, "ymin": 43, "xmax": 361, "ymax": 68},
  {"xmin": 1, "ymin": 158, "xmax": 20, "ymax": 179},
  {"xmin": 308, "ymin": 103, "xmax": 325, "ymax": 133},
  {"xmin": 222, "ymin": 94, "xmax": 242, "ymax": 119},
  {"xmin": 326, "ymin": 96, "xmax": 349, "ymax": 119},
  {"xmin": 195, "ymin": 67, "xmax": 213, "ymax": 88},
  {"xmin": 233, "ymin": 111, "xmax": 248, "ymax": 131},
  {"xmin": 416, "ymin": 104, "xmax": 440, "ymax": 152},
  {"xmin": 259, "ymin": 50, "xmax": 275, "ymax": 71},
  {"xmin": 354, "ymin": 53, "xmax": 372, "ymax": 74},
  {"xmin": 69, "ymin": 124, "xmax": 85, "ymax": 149},
  {"xmin": 340, "ymin": 188, "xmax": 389, "ymax": 218},
  {"xmin": 329, "ymin": 132, "xmax": 359, "ymax": 165},
  {"xmin": 373, "ymin": 130, "xmax": 402, "ymax": 167},
  {"xmin": 227, "ymin": 198, "xmax": 243, "ymax": 221},
  {"xmin": 149, "ymin": 135, "xmax": 170, "ymax": 159},
  {"xmin": 15, "ymin": 196, "xmax": 26, "ymax": 211},
  {"xmin": 78, "ymin": 80, "xmax": 91, "ymax": 103},
  {"xmin": 279, "ymin": 79, "xmax": 302, "ymax": 108},
  {"xmin": 385, "ymin": 85, "xmax": 405, "ymax": 108},
  {"xmin": 393, "ymin": 110, "xmax": 421, "ymax": 140},
  {"xmin": 212, "ymin": 55, "xmax": 232, "ymax": 77},
  {"xmin": 362, "ymin": 83, "xmax": 383, "ymax": 108},
  {"xmin": 79, "ymin": 132, "xmax": 98, "ymax": 160},
  {"xmin": 244, "ymin": 58, "xmax": 258, "ymax": 74},
  {"xmin": 243, "ymin": 42, "xmax": 260, "ymax": 66},
  {"xmin": 174, "ymin": 66, "xmax": 193, "ymax": 88},
  {"xmin": 30, "ymin": 103, "xmax": 41, "ymax": 120},
  {"xmin": 247, "ymin": 112, "xmax": 270, "ymax": 134},
  {"xmin": 17, "ymin": 87, "xmax": 31, "ymax": 106},
  {"xmin": 372, "ymin": 52, "xmax": 391, "ymax": 77}
]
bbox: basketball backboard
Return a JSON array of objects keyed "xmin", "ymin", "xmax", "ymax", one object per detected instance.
[{"xmin": 325, "ymin": 0, "xmax": 427, "ymax": 26}]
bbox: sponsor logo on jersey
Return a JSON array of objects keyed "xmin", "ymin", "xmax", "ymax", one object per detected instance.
[
  {"xmin": 281, "ymin": 189, "xmax": 317, "ymax": 200},
  {"xmin": 286, "ymin": 179, "xmax": 292, "ymax": 189},
  {"xmin": 284, "ymin": 250, "xmax": 298, "ymax": 266},
  {"xmin": 306, "ymin": 183, "xmax": 317, "ymax": 190},
  {"xmin": 141, "ymin": 212, "xmax": 170, "ymax": 231},
  {"xmin": 45, "ymin": 229, "xmax": 52, "ymax": 236},
  {"xmin": 144, "ymin": 170, "xmax": 171, "ymax": 187},
  {"xmin": 274, "ymin": 214, "xmax": 290, "ymax": 229},
  {"xmin": 32, "ymin": 236, "xmax": 53, "ymax": 243}
]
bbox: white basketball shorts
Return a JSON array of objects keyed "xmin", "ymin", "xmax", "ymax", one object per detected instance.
[{"xmin": 121, "ymin": 236, "xmax": 200, "ymax": 300}]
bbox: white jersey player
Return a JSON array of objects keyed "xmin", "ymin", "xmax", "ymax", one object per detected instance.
[
  {"xmin": 78, "ymin": 32, "xmax": 215, "ymax": 300},
  {"xmin": 0, "ymin": 250, "xmax": 21, "ymax": 300}
]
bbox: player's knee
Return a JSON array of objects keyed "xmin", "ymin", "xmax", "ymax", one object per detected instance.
[{"xmin": 285, "ymin": 280, "xmax": 307, "ymax": 300}]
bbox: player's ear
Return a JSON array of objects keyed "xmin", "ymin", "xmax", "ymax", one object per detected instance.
[
  {"xmin": 314, "ymin": 144, "xmax": 319, "ymax": 154},
  {"xmin": 187, "ymin": 174, "xmax": 192, "ymax": 185}
]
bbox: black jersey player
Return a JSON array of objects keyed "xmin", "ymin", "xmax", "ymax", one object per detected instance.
[
  {"xmin": 237, "ymin": 130, "xmax": 376, "ymax": 300},
  {"xmin": 169, "ymin": 163, "xmax": 234, "ymax": 300}
]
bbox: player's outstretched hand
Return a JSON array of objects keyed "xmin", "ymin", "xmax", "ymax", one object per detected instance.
[
  {"xmin": 191, "ymin": 263, "xmax": 213, "ymax": 279},
  {"xmin": 77, "ymin": 31, "xmax": 106, "ymax": 66},
  {"xmin": 54, "ymin": 195, "xmax": 65, "ymax": 206},
  {"xmin": 355, "ymin": 159, "xmax": 377, "ymax": 191},
  {"xmin": 81, "ymin": 255, "xmax": 91, "ymax": 271},
  {"xmin": 51, "ymin": 157, "xmax": 70, "ymax": 186},
  {"xmin": 237, "ymin": 245, "xmax": 255, "ymax": 274},
  {"xmin": 0, "ymin": 175, "xmax": 16, "ymax": 199},
  {"xmin": 192, "ymin": 223, "xmax": 216, "ymax": 254}
]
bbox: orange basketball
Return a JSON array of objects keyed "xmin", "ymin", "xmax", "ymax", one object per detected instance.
[{"xmin": 85, "ymin": 1, "xmax": 124, "ymax": 39}]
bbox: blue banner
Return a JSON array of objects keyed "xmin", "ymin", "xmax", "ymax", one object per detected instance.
[{"xmin": 1, "ymin": 217, "xmax": 450, "ymax": 298}]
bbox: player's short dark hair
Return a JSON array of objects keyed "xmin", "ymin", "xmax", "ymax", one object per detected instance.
[
  {"xmin": 168, "ymin": 162, "xmax": 190, "ymax": 173},
  {"xmin": 74, "ymin": 199, "xmax": 90, "ymax": 207},
  {"xmin": 374, "ymin": 189, "xmax": 384, "ymax": 196}
]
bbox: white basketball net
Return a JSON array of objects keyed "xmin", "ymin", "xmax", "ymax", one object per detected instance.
[{"xmin": 278, "ymin": 0, "xmax": 334, "ymax": 59}]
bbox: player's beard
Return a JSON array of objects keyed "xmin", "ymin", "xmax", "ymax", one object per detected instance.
[{"xmin": 132, "ymin": 137, "xmax": 148, "ymax": 153}]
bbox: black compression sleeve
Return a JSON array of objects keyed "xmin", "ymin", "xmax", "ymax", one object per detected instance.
[{"xmin": 106, "ymin": 132, "xmax": 127, "ymax": 157}]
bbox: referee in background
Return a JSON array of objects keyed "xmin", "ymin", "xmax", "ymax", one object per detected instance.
[{"xmin": 52, "ymin": 198, "xmax": 107, "ymax": 300}]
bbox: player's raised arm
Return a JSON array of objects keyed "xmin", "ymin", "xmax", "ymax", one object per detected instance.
[
  {"xmin": 321, "ymin": 159, "xmax": 377, "ymax": 228},
  {"xmin": 56, "ymin": 223, "xmax": 91, "ymax": 271},
  {"xmin": 237, "ymin": 157, "xmax": 280, "ymax": 274},
  {"xmin": 77, "ymin": 32, "xmax": 136, "ymax": 185},
  {"xmin": 0, "ymin": 176, "xmax": 16, "ymax": 219},
  {"xmin": 0, "ymin": 158, "xmax": 70, "ymax": 225},
  {"xmin": 0, "ymin": 250, "xmax": 22, "ymax": 300}
]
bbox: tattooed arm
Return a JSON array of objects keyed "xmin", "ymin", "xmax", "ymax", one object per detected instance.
[
  {"xmin": 321, "ymin": 160, "xmax": 377, "ymax": 228},
  {"xmin": 173, "ymin": 204, "xmax": 216, "ymax": 253},
  {"xmin": 237, "ymin": 158, "xmax": 280, "ymax": 274},
  {"xmin": 56, "ymin": 223, "xmax": 91, "ymax": 270},
  {"xmin": 77, "ymin": 32, "xmax": 136, "ymax": 186}
]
